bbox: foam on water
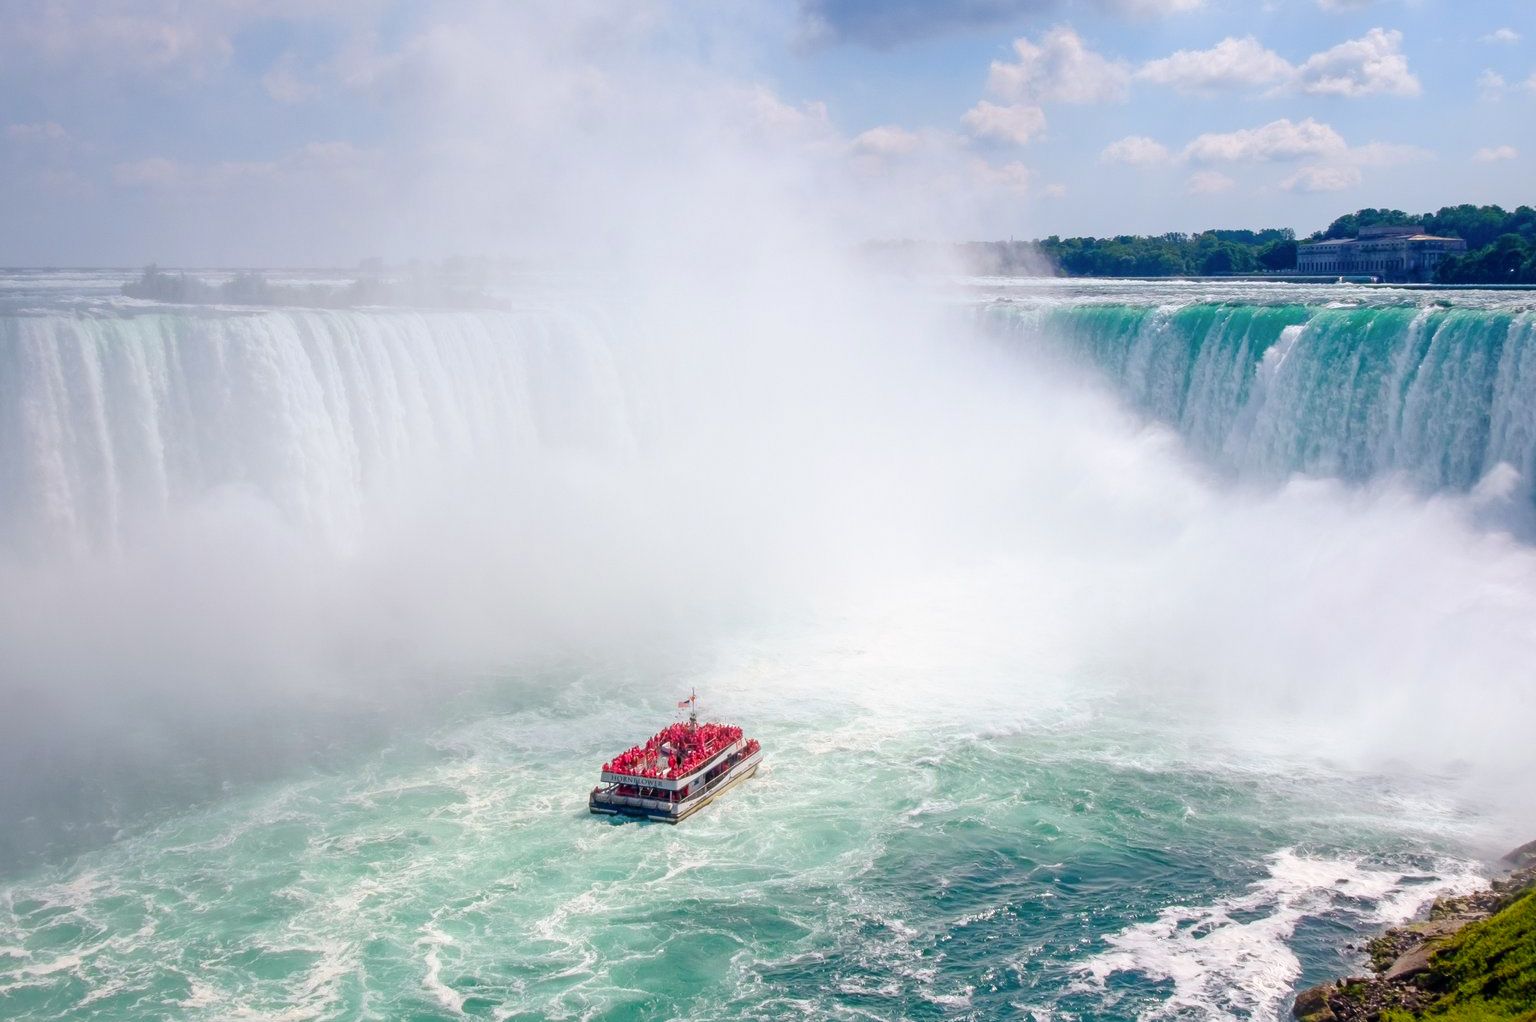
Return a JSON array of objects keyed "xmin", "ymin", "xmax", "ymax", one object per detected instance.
[
  {"xmin": 5, "ymin": 679, "xmax": 1498, "ymax": 1021},
  {"xmin": 1, "ymin": 275, "xmax": 1533, "ymax": 1019},
  {"xmin": 1077, "ymin": 849, "xmax": 1487, "ymax": 1021}
]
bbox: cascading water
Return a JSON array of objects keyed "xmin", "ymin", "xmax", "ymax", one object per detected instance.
[
  {"xmin": 8, "ymin": 281, "xmax": 1536, "ymax": 564},
  {"xmin": 987, "ymin": 294, "xmax": 1536, "ymax": 496},
  {"xmin": 0, "ymin": 306, "xmax": 637, "ymax": 557},
  {"xmin": 2, "ymin": 274, "xmax": 1535, "ymax": 1022}
]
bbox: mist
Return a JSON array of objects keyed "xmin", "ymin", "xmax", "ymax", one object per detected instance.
[{"xmin": 2, "ymin": 1, "xmax": 1534, "ymax": 867}]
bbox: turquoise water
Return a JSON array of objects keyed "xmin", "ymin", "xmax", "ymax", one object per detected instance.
[
  {"xmin": 1, "ymin": 274, "xmax": 1532, "ymax": 1020},
  {"xmin": 0, "ymin": 678, "xmax": 1494, "ymax": 1021},
  {"xmin": 984, "ymin": 291, "xmax": 1536, "ymax": 495}
]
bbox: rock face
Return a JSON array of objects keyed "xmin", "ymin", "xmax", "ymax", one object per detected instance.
[
  {"xmin": 1291, "ymin": 849, "xmax": 1536, "ymax": 1022},
  {"xmin": 1504, "ymin": 838, "xmax": 1536, "ymax": 869}
]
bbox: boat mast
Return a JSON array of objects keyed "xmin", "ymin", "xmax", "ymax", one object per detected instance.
[{"xmin": 688, "ymin": 687, "xmax": 698, "ymax": 728}]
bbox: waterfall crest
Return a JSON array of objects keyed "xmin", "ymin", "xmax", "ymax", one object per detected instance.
[
  {"xmin": 7, "ymin": 297, "xmax": 1536, "ymax": 560},
  {"xmin": 992, "ymin": 302, "xmax": 1536, "ymax": 495}
]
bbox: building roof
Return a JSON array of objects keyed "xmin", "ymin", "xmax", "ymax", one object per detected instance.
[{"xmin": 1299, "ymin": 234, "xmax": 1464, "ymax": 249}]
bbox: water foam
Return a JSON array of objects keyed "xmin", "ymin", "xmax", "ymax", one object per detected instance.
[{"xmin": 1077, "ymin": 848, "xmax": 1487, "ymax": 1021}]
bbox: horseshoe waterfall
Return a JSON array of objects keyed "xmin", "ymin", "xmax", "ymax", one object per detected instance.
[{"xmin": 2, "ymin": 274, "xmax": 1534, "ymax": 1022}]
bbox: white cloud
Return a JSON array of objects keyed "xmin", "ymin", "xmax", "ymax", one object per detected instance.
[
  {"xmin": 112, "ymin": 141, "xmax": 369, "ymax": 192},
  {"xmin": 851, "ymin": 125, "xmax": 921, "ymax": 156},
  {"xmin": 1183, "ymin": 117, "xmax": 1346, "ymax": 163},
  {"xmin": 1105, "ymin": 116, "xmax": 1423, "ymax": 196},
  {"xmin": 6, "ymin": 122, "xmax": 70, "ymax": 143},
  {"xmin": 1281, "ymin": 164, "xmax": 1362, "ymax": 192},
  {"xmin": 20, "ymin": 9, "xmax": 231, "ymax": 76},
  {"xmin": 1482, "ymin": 28, "xmax": 1520, "ymax": 45},
  {"xmin": 1186, "ymin": 170, "xmax": 1234, "ymax": 194},
  {"xmin": 1488, "ymin": 70, "xmax": 1536, "ymax": 97},
  {"xmin": 1100, "ymin": 135, "xmax": 1171, "ymax": 166},
  {"xmin": 1110, "ymin": 118, "xmax": 1424, "ymax": 201},
  {"xmin": 739, "ymin": 86, "xmax": 834, "ymax": 143},
  {"xmin": 1137, "ymin": 36, "xmax": 1293, "ymax": 92},
  {"xmin": 1316, "ymin": 0, "xmax": 1376, "ymax": 10},
  {"xmin": 987, "ymin": 27, "xmax": 1130, "ymax": 105},
  {"xmin": 261, "ymin": 53, "xmax": 317, "ymax": 104},
  {"xmin": 961, "ymin": 101, "xmax": 1048, "ymax": 145},
  {"xmin": 1042, "ymin": 182, "xmax": 1068, "ymax": 198},
  {"xmin": 970, "ymin": 158, "xmax": 1032, "ymax": 195},
  {"xmin": 1294, "ymin": 27, "xmax": 1419, "ymax": 97},
  {"xmin": 959, "ymin": 25, "xmax": 1123, "ymax": 181},
  {"xmin": 1179, "ymin": 119, "xmax": 1424, "ymax": 193},
  {"xmin": 0, "ymin": 0, "xmax": 370, "ymax": 80},
  {"xmin": 1473, "ymin": 145, "xmax": 1519, "ymax": 163},
  {"xmin": 1479, "ymin": 70, "xmax": 1509, "ymax": 101},
  {"xmin": 1276, "ymin": 139, "xmax": 1426, "ymax": 191},
  {"xmin": 113, "ymin": 156, "xmax": 183, "ymax": 187},
  {"xmin": 1343, "ymin": 141, "xmax": 1432, "ymax": 168},
  {"xmin": 1133, "ymin": 28, "xmax": 1419, "ymax": 100},
  {"xmin": 11, "ymin": 3, "xmax": 1048, "ymax": 260}
]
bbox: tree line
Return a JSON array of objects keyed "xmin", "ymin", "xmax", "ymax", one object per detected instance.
[
  {"xmin": 1031, "ymin": 230, "xmax": 1297, "ymax": 278},
  {"xmin": 938, "ymin": 203, "xmax": 1534, "ymax": 284}
]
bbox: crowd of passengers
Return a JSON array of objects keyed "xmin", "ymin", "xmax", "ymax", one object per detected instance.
[{"xmin": 603, "ymin": 723, "xmax": 744, "ymax": 780}]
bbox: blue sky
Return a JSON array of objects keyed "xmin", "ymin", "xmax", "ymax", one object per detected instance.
[{"xmin": 1, "ymin": 0, "xmax": 1532, "ymax": 264}]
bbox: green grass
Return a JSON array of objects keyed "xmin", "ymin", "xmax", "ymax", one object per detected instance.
[{"xmin": 1382, "ymin": 890, "xmax": 1536, "ymax": 1022}]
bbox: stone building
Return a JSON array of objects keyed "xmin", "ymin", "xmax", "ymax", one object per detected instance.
[{"xmin": 1296, "ymin": 224, "xmax": 1467, "ymax": 282}]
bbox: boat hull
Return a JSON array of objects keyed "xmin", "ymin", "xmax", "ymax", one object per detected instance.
[{"xmin": 589, "ymin": 748, "xmax": 761, "ymax": 823}]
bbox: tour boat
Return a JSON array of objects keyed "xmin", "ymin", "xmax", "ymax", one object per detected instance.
[{"xmin": 589, "ymin": 692, "xmax": 762, "ymax": 823}]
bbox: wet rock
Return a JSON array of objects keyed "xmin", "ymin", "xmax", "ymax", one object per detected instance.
[
  {"xmin": 1293, "ymin": 983, "xmax": 1337, "ymax": 1021},
  {"xmin": 1402, "ymin": 919, "xmax": 1464, "ymax": 938},
  {"xmin": 1298, "ymin": 838, "xmax": 1536, "ymax": 1022},
  {"xmin": 1383, "ymin": 942, "xmax": 1438, "ymax": 982}
]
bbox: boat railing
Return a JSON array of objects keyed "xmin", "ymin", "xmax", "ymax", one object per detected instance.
[
  {"xmin": 591, "ymin": 747, "xmax": 761, "ymax": 813},
  {"xmin": 599, "ymin": 737, "xmax": 746, "ymax": 790},
  {"xmin": 590, "ymin": 789, "xmax": 675, "ymax": 812}
]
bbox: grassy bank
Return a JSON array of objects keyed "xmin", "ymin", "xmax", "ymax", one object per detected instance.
[{"xmin": 1381, "ymin": 888, "xmax": 1536, "ymax": 1022}]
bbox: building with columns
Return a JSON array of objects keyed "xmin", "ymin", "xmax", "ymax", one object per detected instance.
[{"xmin": 1297, "ymin": 225, "xmax": 1467, "ymax": 282}]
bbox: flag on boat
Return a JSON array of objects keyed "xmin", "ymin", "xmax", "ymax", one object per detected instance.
[{"xmin": 677, "ymin": 695, "xmax": 694, "ymax": 709}]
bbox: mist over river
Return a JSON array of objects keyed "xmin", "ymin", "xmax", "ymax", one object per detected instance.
[{"xmin": 1, "ymin": 271, "xmax": 1534, "ymax": 1021}]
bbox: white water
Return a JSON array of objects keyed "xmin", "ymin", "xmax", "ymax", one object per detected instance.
[
  {"xmin": 0, "ymin": 307, "xmax": 636, "ymax": 555},
  {"xmin": 0, "ymin": 279, "xmax": 1533, "ymax": 827},
  {"xmin": 1, "ymin": 275, "xmax": 1535, "ymax": 1021}
]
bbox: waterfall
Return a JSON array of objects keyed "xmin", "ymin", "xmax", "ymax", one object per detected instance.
[
  {"xmin": 0, "ymin": 307, "xmax": 637, "ymax": 556},
  {"xmin": 7, "ymin": 296, "xmax": 1536, "ymax": 560},
  {"xmin": 989, "ymin": 301, "xmax": 1536, "ymax": 495}
]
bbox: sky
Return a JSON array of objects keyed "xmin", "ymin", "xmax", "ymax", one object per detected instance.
[{"xmin": 0, "ymin": 0, "xmax": 1532, "ymax": 265}]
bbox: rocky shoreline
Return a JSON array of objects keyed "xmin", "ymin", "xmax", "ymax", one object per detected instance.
[{"xmin": 1292, "ymin": 840, "xmax": 1536, "ymax": 1022}]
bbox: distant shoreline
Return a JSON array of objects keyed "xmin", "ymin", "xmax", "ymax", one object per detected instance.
[{"xmin": 971, "ymin": 274, "xmax": 1536, "ymax": 290}]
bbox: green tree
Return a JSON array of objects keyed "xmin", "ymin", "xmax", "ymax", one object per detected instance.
[{"xmin": 1258, "ymin": 238, "xmax": 1298, "ymax": 272}]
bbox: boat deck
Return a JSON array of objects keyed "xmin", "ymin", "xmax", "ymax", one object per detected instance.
[
  {"xmin": 590, "ymin": 743, "xmax": 762, "ymax": 823},
  {"xmin": 601, "ymin": 721, "xmax": 746, "ymax": 786}
]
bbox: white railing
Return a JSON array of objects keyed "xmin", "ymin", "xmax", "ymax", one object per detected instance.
[
  {"xmin": 592, "ymin": 748, "xmax": 762, "ymax": 813},
  {"xmin": 599, "ymin": 737, "xmax": 746, "ymax": 790}
]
